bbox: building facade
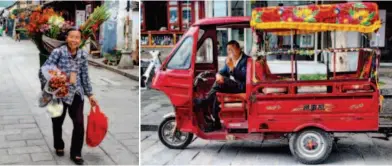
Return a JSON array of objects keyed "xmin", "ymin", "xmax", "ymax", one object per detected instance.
[{"xmin": 140, "ymin": 0, "xmax": 205, "ymax": 49}]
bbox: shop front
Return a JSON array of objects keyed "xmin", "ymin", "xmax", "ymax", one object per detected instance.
[{"xmin": 141, "ymin": 1, "xmax": 205, "ymax": 49}]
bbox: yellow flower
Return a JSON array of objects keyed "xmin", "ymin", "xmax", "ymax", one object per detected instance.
[
  {"xmin": 344, "ymin": 19, "xmax": 349, "ymax": 23},
  {"xmin": 353, "ymin": 10, "xmax": 370, "ymax": 24},
  {"xmin": 287, "ymin": 17, "xmax": 293, "ymax": 22},
  {"xmin": 252, "ymin": 10, "xmax": 257, "ymax": 19},
  {"xmin": 295, "ymin": 8, "xmax": 313, "ymax": 19}
]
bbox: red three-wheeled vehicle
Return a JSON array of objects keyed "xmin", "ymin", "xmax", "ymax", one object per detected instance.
[{"xmin": 152, "ymin": 2, "xmax": 386, "ymax": 164}]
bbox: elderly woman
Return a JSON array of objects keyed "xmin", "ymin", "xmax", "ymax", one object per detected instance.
[{"xmin": 39, "ymin": 28, "xmax": 98, "ymax": 165}]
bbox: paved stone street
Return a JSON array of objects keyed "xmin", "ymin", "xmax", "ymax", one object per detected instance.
[
  {"xmin": 141, "ymin": 131, "xmax": 392, "ymax": 165},
  {"xmin": 0, "ymin": 36, "xmax": 139, "ymax": 165}
]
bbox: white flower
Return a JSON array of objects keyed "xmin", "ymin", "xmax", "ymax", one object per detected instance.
[{"xmin": 48, "ymin": 15, "xmax": 65, "ymax": 27}]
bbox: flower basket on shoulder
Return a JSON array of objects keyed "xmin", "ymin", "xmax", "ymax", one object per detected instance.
[
  {"xmin": 25, "ymin": 6, "xmax": 110, "ymax": 65},
  {"xmin": 42, "ymin": 35, "xmax": 66, "ymax": 54}
]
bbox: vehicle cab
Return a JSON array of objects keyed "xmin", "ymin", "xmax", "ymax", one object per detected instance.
[{"xmin": 152, "ymin": 16, "xmax": 252, "ymax": 133}]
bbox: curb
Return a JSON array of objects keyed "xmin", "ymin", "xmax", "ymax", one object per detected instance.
[
  {"xmin": 88, "ymin": 59, "xmax": 139, "ymax": 81},
  {"xmin": 141, "ymin": 124, "xmax": 158, "ymax": 131}
]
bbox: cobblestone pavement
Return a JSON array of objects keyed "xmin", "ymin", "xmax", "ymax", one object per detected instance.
[{"xmin": 0, "ymin": 36, "xmax": 139, "ymax": 165}]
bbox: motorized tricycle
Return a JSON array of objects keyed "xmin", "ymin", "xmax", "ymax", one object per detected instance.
[{"xmin": 152, "ymin": 2, "xmax": 388, "ymax": 164}]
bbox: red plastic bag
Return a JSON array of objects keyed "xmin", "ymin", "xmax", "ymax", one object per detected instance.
[{"xmin": 86, "ymin": 105, "xmax": 108, "ymax": 147}]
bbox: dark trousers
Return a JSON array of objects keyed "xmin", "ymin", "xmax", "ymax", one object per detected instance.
[
  {"xmin": 52, "ymin": 94, "xmax": 84, "ymax": 157},
  {"xmin": 205, "ymin": 76, "xmax": 244, "ymax": 124}
]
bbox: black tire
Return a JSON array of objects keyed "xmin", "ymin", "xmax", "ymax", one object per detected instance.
[
  {"xmin": 158, "ymin": 117, "xmax": 193, "ymax": 149},
  {"xmin": 146, "ymin": 67, "xmax": 155, "ymax": 89},
  {"xmin": 289, "ymin": 128, "xmax": 333, "ymax": 164},
  {"xmin": 141, "ymin": 76, "xmax": 146, "ymax": 88}
]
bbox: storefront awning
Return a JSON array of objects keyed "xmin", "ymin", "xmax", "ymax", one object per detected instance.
[{"xmin": 250, "ymin": 2, "xmax": 382, "ymax": 35}]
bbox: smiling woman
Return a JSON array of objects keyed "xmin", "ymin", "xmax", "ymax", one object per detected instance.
[{"xmin": 38, "ymin": 27, "xmax": 100, "ymax": 165}]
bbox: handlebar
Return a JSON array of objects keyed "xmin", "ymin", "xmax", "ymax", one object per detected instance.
[{"xmin": 193, "ymin": 71, "xmax": 212, "ymax": 87}]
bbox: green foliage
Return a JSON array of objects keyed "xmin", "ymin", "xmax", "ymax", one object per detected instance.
[
  {"xmin": 368, "ymin": 12, "xmax": 375, "ymax": 20},
  {"xmin": 354, "ymin": 3, "xmax": 366, "ymax": 9},
  {"xmin": 12, "ymin": 9, "xmax": 24, "ymax": 16},
  {"xmin": 379, "ymin": 81, "xmax": 386, "ymax": 87},
  {"xmin": 349, "ymin": 9, "xmax": 355, "ymax": 17},
  {"xmin": 300, "ymin": 74, "xmax": 327, "ymax": 81}
]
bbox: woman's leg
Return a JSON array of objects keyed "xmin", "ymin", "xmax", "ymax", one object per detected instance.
[
  {"xmin": 52, "ymin": 103, "xmax": 68, "ymax": 151},
  {"xmin": 68, "ymin": 94, "xmax": 85, "ymax": 157}
]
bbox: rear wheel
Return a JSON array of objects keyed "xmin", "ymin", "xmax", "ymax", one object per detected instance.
[
  {"xmin": 289, "ymin": 128, "xmax": 333, "ymax": 164},
  {"xmin": 158, "ymin": 117, "xmax": 193, "ymax": 149}
]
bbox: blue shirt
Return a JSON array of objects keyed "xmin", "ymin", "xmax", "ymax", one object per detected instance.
[{"xmin": 39, "ymin": 45, "xmax": 93, "ymax": 105}]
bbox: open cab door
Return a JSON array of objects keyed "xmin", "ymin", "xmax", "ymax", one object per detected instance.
[{"xmin": 152, "ymin": 27, "xmax": 199, "ymax": 132}]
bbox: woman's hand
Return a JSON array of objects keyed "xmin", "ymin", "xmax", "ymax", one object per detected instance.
[{"xmin": 88, "ymin": 95, "xmax": 98, "ymax": 107}]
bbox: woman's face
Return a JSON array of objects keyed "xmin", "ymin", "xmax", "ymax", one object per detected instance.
[{"xmin": 66, "ymin": 30, "xmax": 81, "ymax": 50}]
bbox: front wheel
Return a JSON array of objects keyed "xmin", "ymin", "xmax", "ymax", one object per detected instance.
[
  {"xmin": 289, "ymin": 128, "xmax": 333, "ymax": 164},
  {"xmin": 158, "ymin": 117, "xmax": 193, "ymax": 149}
]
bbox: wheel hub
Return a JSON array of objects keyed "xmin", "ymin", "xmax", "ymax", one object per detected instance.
[
  {"xmin": 305, "ymin": 137, "xmax": 319, "ymax": 150},
  {"xmin": 161, "ymin": 119, "xmax": 189, "ymax": 146},
  {"xmin": 297, "ymin": 132, "xmax": 326, "ymax": 159}
]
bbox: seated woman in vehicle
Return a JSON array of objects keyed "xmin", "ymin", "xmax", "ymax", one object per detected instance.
[{"xmin": 194, "ymin": 40, "xmax": 249, "ymax": 132}]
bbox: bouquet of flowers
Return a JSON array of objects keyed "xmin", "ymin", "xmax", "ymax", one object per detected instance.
[
  {"xmin": 26, "ymin": 8, "xmax": 71, "ymax": 54},
  {"xmin": 79, "ymin": 5, "xmax": 110, "ymax": 48},
  {"xmin": 41, "ymin": 65, "xmax": 69, "ymax": 98},
  {"xmin": 39, "ymin": 65, "xmax": 68, "ymax": 118}
]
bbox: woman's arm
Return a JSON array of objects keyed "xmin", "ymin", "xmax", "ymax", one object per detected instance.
[
  {"xmin": 38, "ymin": 49, "xmax": 61, "ymax": 90},
  {"xmin": 81, "ymin": 56, "xmax": 93, "ymax": 97}
]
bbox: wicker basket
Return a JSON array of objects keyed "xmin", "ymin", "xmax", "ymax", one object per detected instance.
[{"xmin": 42, "ymin": 35, "xmax": 66, "ymax": 53}]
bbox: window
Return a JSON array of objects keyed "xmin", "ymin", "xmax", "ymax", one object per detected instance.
[
  {"xmin": 213, "ymin": 1, "xmax": 227, "ymax": 17},
  {"xmin": 231, "ymin": 28, "xmax": 244, "ymax": 50},
  {"xmin": 196, "ymin": 38, "xmax": 213, "ymax": 63},
  {"xmin": 166, "ymin": 37, "xmax": 193, "ymax": 69},
  {"xmin": 231, "ymin": 1, "xmax": 244, "ymax": 16},
  {"xmin": 217, "ymin": 30, "xmax": 228, "ymax": 56},
  {"xmin": 181, "ymin": 2, "xmax": 193, "ymax": 30}
]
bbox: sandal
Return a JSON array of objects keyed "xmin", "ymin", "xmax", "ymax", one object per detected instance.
[
  {"xmin": 70, "ymin": 156, "xmax": 84, "ymax": 165},
  {"xmin": 55, "ymin": 149, "xmax": 64, "ymax": 156}
]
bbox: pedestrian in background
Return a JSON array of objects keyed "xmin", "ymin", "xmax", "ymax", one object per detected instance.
[
  {"xmin": 15, "ymin": 24, "xmax": 20, "ymax": 42},
  {"xmin": 39, "ymin": 28, "xmax": 98, "ymax": 165}
]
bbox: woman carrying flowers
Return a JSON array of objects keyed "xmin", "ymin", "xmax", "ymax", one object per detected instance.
[{"xmin": 38, "ymin": 28, "xmax": 98, "ymax": 165}]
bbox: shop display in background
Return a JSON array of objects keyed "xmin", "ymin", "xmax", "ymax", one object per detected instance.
[
  {"xmin": 152, "ymin": 35, "xmax": 173, "ymax": 45},
  {"xmin": 141, "ymin": 35, "xmax": 149, "ymax": 45},
  {"xmin": 141, "ymin": 0, "xmax": 203, "ymax": 49},
  {"xmin": 141, "ymin": 31, "xmax": 184, "ymax": 48}
]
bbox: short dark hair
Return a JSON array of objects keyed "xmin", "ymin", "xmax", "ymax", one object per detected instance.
[
  {"xmin": 66, "ymin": 28, "xmax": 82, "ymax": 36},
  {"xmin": 227, "ymin": 40, "xmax": 240, "ymax": 49}
]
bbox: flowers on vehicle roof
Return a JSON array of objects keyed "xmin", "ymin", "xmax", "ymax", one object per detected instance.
[
  {"xmin": 250, "ymin": 2, "xmax": 381, "ymax": 35},
  {"xmin": 294, "ymin": 7, "xmax": 318, "ymax": 23}
]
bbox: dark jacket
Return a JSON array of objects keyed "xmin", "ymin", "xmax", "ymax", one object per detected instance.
[{"xmin": 218, "ymin": 53, "xmax": 249, "ymax": 92}]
